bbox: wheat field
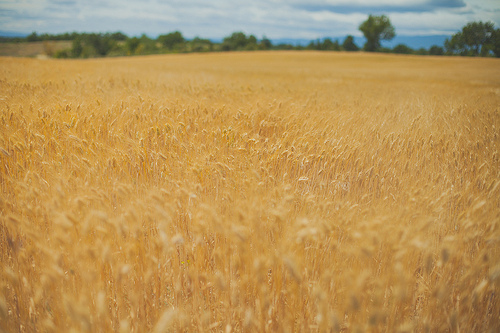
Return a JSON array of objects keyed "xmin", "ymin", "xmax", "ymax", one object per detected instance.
[{"xmin": 0, "ymin": 52, "xmax": 499, "ymax": 332}]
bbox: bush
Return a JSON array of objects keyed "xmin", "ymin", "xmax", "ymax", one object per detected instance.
[{"xmin": 392, "ymin": 44, "xmax": 413, "ymax": 54}]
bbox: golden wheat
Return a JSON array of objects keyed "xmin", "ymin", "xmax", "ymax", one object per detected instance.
[{"xmin": 1, "ymin": 51, "xmax": 499, "ymax": 332}]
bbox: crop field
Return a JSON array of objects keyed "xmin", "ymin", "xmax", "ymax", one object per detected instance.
[
  {"xmin": 0, "ymin": 41, "xmax": 72, "ymax": 58},
  {"xmin": 0, "ymin": 52, "xmax": 499, "ymax": 332}
]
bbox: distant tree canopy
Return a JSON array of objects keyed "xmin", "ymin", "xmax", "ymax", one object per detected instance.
[
  {"xmin": 158, "ymin": 31, "xmax": 185, "ymax": 50},
  {"xmin": 445, "ymin": 21, "xmax": 499, "ymax": 57},
  {"xmin": 190, "ymin": 37, "xmax": 213, "ymax": 52},
  {"xmin": 26, "ymin": 31, "xmax": 79, "ymax": 42},
  {"xmin": 69, "ymin": 33, "xmax": 118, "ymax": 58},
  {"xmin": 260, "ymin": 36, "xmax": 272, "ymax": 50},
  {"xmin": 429, "ymin": 45, "xmax": 444, "ymax": 56},
  {"xmin": 359, "ymin": 14, "xmax": 395, "ymax": 52},
  {"xmin": 4, "ymin": 19, "xmax": 500, "ymax": 58},
  {"xmin": 307, "ymin": 38, "xmax": 340, "ymax": 51},
  {"xmin": 222, "ymin": 32, "xmax": 258, "ymax": 51},
  {"xmin": 392, "ymin": 44, "xmax": 413, "ymax": 54},
  {"xmin": 492, "ymin": 29, "xmax": 500, "ymax": 57},
  {"xmin": 125, "ymin": 37, "xmax": 141, "ymax": 55},
  {"xmin": 110, "ymin": 32, "xmax": 127, "ymax": 41},
  {"xmin": 87, "ymin": 33, "xmax": 115, "ymax": 56},
  {"xmin": 342, "ymin": 35, "xmax": 359, "ymax": 51},
  {"xmin": 321, "ymin": 38, "xmax": 341, "ymax": 51}
]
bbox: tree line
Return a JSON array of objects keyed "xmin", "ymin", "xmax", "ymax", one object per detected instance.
[{"xmin": 1, "ymin": 16, "xmax": 498, "ymax": 58}]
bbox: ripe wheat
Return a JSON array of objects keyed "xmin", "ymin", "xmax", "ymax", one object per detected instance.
[{"xmin": 0, "ymin": 52, "xmax": 499, "ymax": 332}]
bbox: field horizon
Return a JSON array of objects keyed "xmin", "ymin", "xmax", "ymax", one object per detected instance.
[{"xmin": 1, "ymin": 51, "xmax": 499, "ymax": 332}]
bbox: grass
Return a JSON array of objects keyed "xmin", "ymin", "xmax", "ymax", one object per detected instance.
[{"xmin": 1, "ymin": 51, "xmax": 499, "ymax": 332}]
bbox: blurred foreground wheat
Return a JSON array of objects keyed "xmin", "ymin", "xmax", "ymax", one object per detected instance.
[{"xmin": 1, "ymin": 52, "xmax": 499, "ymax": 332}]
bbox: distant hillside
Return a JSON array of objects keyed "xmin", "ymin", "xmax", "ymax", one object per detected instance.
[
  {"xmin": 272, "ymin": 35, "xmax": 450, "ymax": 49},
  {"xmin": 380, "ymin": 35, "xmax": 450, "ymax": 49},
  {"xmin": 0, "ymin": 31, "xmax": 28, "ymax": 38}
]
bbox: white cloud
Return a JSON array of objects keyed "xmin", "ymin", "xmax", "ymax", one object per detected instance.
[
  {"xmin": 276, "ymin": 0, "xmax": 455, "ymax": 6},
  {"xmin": 391, "ymin": 11, "xmax": 470, "ymax": 35},
  {"xmin": 0, "ymin": 0, "xmax": 498, "ymax": 38}
]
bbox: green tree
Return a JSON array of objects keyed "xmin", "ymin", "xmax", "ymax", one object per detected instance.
[
  {"xmin": 248, "ymin": 35, "xmax": 257, "ymax": 45},
  {"xmin": 492, "ymin": 29, "xmax": 500, "ymax": 57},
  {"xmin": 392, "ymin": 44, "xmax": 413, "ymax": 54},
  {"xmin": 415, "ymin": 47, "xmax": 428, "ymax": 56},
  {"xmin": 463, "ymin": 21, "xmax": 495, "ymax": 56},
  {"xmin": 359, "ymin": 14, "xmax": 395, "ymax": 52},
  {"xmin": 259, "ymin": 36, "xmax": 272, "ymax": 50},
  {"xmin": 445, "ymin": 21, "xmax": 495, "ymax": 56},
  {"xmin": 342, "ymin": 35, "xmax": 359, "ymax": 51},
  {"xmin": 137, "ymin": 34, "xmax": 159, "ymax": 54},
  {"xmin": 71, "ymin": 37, "xmax": 83, "ymax": 57},
  {"xmin": 320, "ymin": 38, "xmax": 340, "ymax": 51},
  {"xmin": 158, "ymin": 31, "xmax": 185, "ymax": 50},
  {"xmin": 245, "ymin": 35, "xmax": 258, "ymax": 50},
  {"xmin": 276, "ymin": 43, "xmax": 294, "ymax": 50},
  {"xmin": 126, "ymin": 37, "xmax": 141, "ymax": 55},
  {"xmin": 429, "ymin": 45, "xmax": 444, "ymax": 56},
  {"xmin": 306, "ymin": 39, "xmax": 320, "ymax": 50},
  {"xmin": 26, "ymin": 32, "xmax": 39, "ymax": 42},
  {"xmin": 86, "ymin": 33, "xmax": 114, "ymax": 56},
  {"xmin": 189, "ymin": 37, "xmax": 213, "ymax": 52},
  {"xmin": 322, "ymin": 38, "xmax": 334, "ymax": 50},
  {"xmin": 222, "ymin": 32, "xmax": 249, "ymax": 51},
  {"xmin": 444, "ymin": 33, "xmax": 466, "ymax": 55},
  {"xmin": 110, "ymin": 32, "xmax": 128, "ymax": 41}
]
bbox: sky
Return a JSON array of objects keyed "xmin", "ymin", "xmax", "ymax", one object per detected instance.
[{"xmin": 0, "ymin": 0, "xmax": 499, "ymax": 41}]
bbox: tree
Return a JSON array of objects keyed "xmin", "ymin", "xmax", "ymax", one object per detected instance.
[
  {"xmin": 359, "ymin": 14, "xmax": 395, "ymax": 52},
  {"xmin": 492, "ymin": 29, "xmax": 500, "ymax": 57},
  {"xmin": 444, "ymin": 33, "xmax": 466, "ymax": 55},
  {"xmin": 246, "ymin": 35, "xmax": 258, "ymax": 50},
  {"xmin": 138, "ymin": 34, "xmax": 160, "ymax": 54},
  {"xmin": 26, "ymin": 32, "xmax": 39, "ymax": 42},
  {"xmin": 415, "ymin": 48, "xmax": 428, "ymax": 56},
  {"xmin": 222, "ymin": 32, "xmax": 249, "ymax": 51},
  {"xmin": 259, "ymin": 36, "xmax": 272, "ymax": 50},
  {"xmin": 342, "ymin": 35, "xmax": 359, "ymax": 51},
  {"xmin": 320, "ymin": 38, "xmax": 340, "ymax": 51},
  {"xmin": 189, "ymin": 37, "xmax": 213, "ymax": 52},
  {"xmin": 392, "ymin": 44, "xmax": 413, "ymax": 54},
  {"xmin": 322, "ymin": 38, "xmax": 334, "ymax": 50},
  {"xmin": 71, "ymin": 37, "xmax": 83, "ymax": 57},
  {"xmin": 445, "ymin": 21, "xmax": 495, "ymax": 56},
  {"xmin": 86, "ymin": 33, "xmax": 114, "ymax": 56},
  {"xmin": 110, "ymin": 32, "xmax": 128, "ymax": 41},
  {"xmin": 158, "ymin": 31, "xmax": 185, "ymax": 50},
  {"xmin": 306, "ymin": 39, "xmax": 320, "ymax": 50},
  {"xmin": 126, "ymin": 37, "xmax": 140, "ymax": 55},
  {"xmin": 463, "ymin": 21, "xmax": 494, "ymax": 56},
  {"xmin": 429, "ymin": 45, "xmax": 444, "ymax": 56}
]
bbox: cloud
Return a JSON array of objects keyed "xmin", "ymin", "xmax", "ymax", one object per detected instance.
[
  {"xmin": 49, "ymin": 0, "xmax": 77, "ymax": 5},
  {"xmin": 390, "ymin": 10, "xmax": 471, "ymax": 35},
  {"xmin": 291, "ymin": 0, "xmax": 466, "ymax": 14},
  {"xmin": 0, "ymin": 0, "xmax": 497, "ymax": 39}
]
